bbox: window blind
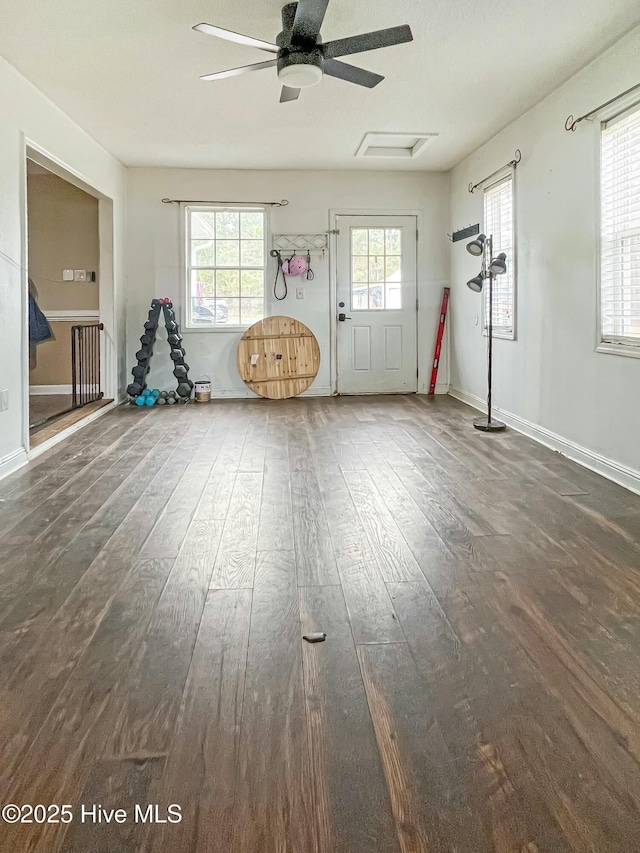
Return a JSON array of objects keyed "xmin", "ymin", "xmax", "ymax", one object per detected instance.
[
  {"xmin": 600, "ymin": 104, "xmax": 640, "ymax": 345},
  {"xmin": 484, "ymin": 175, "xmax": 514, "ymax": 337}
]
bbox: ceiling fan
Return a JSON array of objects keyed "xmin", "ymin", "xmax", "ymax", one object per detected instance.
[{"xmin": 193, "ymin": 0, "xmax": 413, "ymax": 102}]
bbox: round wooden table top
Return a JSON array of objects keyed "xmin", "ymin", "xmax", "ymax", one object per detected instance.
[{"xmin": 237, "ymin": 316, "xmax": 320, "ymax": 399}]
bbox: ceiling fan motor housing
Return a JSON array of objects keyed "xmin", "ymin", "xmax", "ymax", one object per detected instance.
[{"xmin": 276, "ymin": 3, "xmax": 324, "ymax": 86}]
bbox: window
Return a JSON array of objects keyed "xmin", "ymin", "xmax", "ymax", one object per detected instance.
[
  {"xmin": 600, "ymin": 104, "xmax": 640, "ymax": 347},
  {"xmin": 484, "ymin": 175, "xmax": 515, "ymax": 338},
  {"xmin": 185, "ymin": 206, "xmax": 266, "ymax": 328},
  {"xmin": 350, "ymin": 227, "xmax": 402, "ymax": 309}
]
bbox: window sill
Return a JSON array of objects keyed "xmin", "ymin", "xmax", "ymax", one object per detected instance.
[
  {"xmin": 596, "ymin": 341, "xmax": 640, "ymax": 359},
  {"xmin": 482, "ymin": 329, "xmax": 515, "ymax": 341},
  {"xmin": 182, "ymin": 324, "xmax": 253, "ymax": 334}
]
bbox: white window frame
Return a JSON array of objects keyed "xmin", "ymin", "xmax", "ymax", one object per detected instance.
[
  {"xmin": 483, "ymin": 173, "xmax": 516, "ymax": 340},
  {"xmin": 596, "ymin": 99, "xmax": 640, "ymax": 358},
  {"xmin": 182, "ymin": 203, "xmax": 268, "ymax": 332}
]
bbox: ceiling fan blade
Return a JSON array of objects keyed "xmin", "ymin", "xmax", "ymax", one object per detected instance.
[
  {"xmin": 193, "ymin": 23, "xmax": 278, "ymax": 54},
  {"xmin": 200, "ymin": 59, "xmax": 277, "ymax": 81},
  {"xmin": 280, "ymin": 85, "xmax": 301, "ymax": 102},
  {"xmin": 323, "ymin": 59, "xmax": 383, "ymax": 88},
  {"xmin": 322, "ymin": 25, "xmax": 413, "ymax": 59},
  {"xmin": 291, "ymin": 0, "xmax": 330, "ymax": 45}
]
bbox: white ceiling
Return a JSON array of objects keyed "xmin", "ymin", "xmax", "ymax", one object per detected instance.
[{"xmin": 1, "ymin": 0, "xmax": 639, "ymax": 171}]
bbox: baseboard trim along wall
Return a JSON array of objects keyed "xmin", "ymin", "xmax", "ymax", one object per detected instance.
[
  {"xmin": 30, "ymin": 384, "xmax": 72, "ymax": 395},
  {"xmin": 0, "ymin": 447, "xmax": 29, "ymax": 482},
  {"xmin": 30, "ymin": 385, "xmax": 97, "ymax": 395},
  {"xmin": 449, "ymin": 387, "xmax": 640, "ymax": 497}
]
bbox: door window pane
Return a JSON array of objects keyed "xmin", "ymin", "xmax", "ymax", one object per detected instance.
[{"xmin": 350, "ymin": 227, "xmax": 403, "ymax": 310}]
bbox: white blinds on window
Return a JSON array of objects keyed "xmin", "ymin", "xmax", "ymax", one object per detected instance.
[
  {"xmin": 601, "ymin": 105, "xmax": 640, "ymax": 344},
  {"xmin": 484, "ymin": 176, "xmax": 514, "ymax": 336}
]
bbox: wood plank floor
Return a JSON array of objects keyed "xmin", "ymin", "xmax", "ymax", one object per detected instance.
[{"xmin": 2, "ymin": 394, "xmax": 640, "ymax": 852}]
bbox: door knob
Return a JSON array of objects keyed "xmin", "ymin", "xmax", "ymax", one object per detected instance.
[{"xmin": 338, "ymin": 312, "xmax": 351, "ymax": 322}]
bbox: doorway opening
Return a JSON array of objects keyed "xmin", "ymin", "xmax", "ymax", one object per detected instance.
[{"xmin": 25, "ymin": 156, "xmax": 112, "ymax": 445}]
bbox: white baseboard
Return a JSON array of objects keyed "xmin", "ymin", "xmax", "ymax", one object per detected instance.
[
  {"xmin": 418, "ymin": 383, "xmax": 449, "ymax": 396},
  {"xmin": 206, "ymin": 385, "xmax": 333, "ymax": 399},
  {"xmin": 30, "ymin": 385, "xmax": 72, "ymax": 395},
  {"xmin": 29, "ymin": 400, "xmax": 117, "ymax": 460},
  {"xmin": 0, "ymin": 447, "xmax": 29, "ymax": 482},
  {"xmin": 300, "ymin": 385, "xmax": 332, "ymax": 397},
  {"xmin": 30, "ymin": 385, "xmax": 98, "ymax": 396},
  {"xmin": 448, "ymin": 386, "xmax": 640, "ymax": 496}
]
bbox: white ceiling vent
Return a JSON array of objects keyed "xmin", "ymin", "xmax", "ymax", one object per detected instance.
[{"xmin": 355, "ymin": 132, "xmax": 438, "ymax": 160}]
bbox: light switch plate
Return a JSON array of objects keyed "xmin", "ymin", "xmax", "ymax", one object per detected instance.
[
  {"xmin": 296, "ymin": 287, "xmax": 304, "ymax": 299},
  {"xmin": 74, "ymin": 270, "xmax": 87, "ymax": 282},
  {"xmin": 63, "ymin": 269, "xmax": 74, "ymax": 281}
]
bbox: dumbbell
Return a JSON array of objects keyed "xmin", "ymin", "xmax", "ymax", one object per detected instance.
[
  {"xmin": 167, "ymin": 333, "xmax": 182, "ymax": 346},
  {"xmin": 132, "ymin": 365, "xmax": 148, "ymax": 379},
  {"xmin": 170, "ymin": 349, "xmax": 186, "ymax": 361},
  {"xmin": 136, "ymin": 347, "xmax": 152, "ymax": 361},
  {"xmin": 127, "ymin": 382, "xmax": 142, "ymax": 397},
  {"xmin": 140, "ymin": 333, "xmax": 154, "ymax": 346},
  {"xmin": 176, "ymin": 382, "xmax": 192, "ymax": 398},
  {"xmin": 173, "ymin": 364, "xmax": 190, "ymax": 379}
]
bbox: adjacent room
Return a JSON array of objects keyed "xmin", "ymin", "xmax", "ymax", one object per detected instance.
[{"xmin": 0, "ymin": 1, "xmax": 639, "ymax": 850}]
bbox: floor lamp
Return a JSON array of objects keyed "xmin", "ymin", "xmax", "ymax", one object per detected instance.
[{"xmin": 466, "ymin": 234, "xmax": 507, "ymax": 432}]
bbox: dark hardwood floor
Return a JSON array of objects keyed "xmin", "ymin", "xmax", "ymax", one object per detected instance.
[{"xmin": 1, "ymin": 394, "xmax": 640, "ymax": 852}]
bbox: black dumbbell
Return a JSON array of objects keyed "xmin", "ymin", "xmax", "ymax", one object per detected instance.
[
  {"xmin": 132, "ymin": 365, "xmax": 148, "ymax": 379},
  {"xmin": 176, "ymin": 383, "xmax": 192, "ymax": 397},
  {"xmin": 167, "ymin": 333, "xmax": 182, "ymax": 346},
  {"xmin": 136, "ymin": 347, "xmax": 152, "ymax": 361},
  {"xmin": 127, "ymin": 382, "xmax": 142, "ymax": 397},
  {"xmin": 140, "ymin": 333, "xmax": 154, "ymax": 346},
  {"xmin": 170, "ymin": 349, "xmax": 186, "ymax": 361},
  {"xmin": 173, "ymin": 364, "xmax": 190, "ymax": 379}
]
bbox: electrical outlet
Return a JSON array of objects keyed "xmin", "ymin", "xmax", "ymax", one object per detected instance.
[
  {"xmin": 296, "ymin": 287, "xmax": 304, "ymax": 299},
  {"xmin": 63, "ymin": 269, "xmax": 74, "ymax": 281},
  {"xmin": 73, "ymin": 270, "xmax": 86, "ymax": 282},
  {"xmin": 0, "ymin": 389, "xmax": 8, "ymax": 411}
]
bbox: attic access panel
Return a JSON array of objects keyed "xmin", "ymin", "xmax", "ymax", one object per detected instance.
[{"xmin": 355, "ymin": 132, "xmax": 438, "ymax": 160}]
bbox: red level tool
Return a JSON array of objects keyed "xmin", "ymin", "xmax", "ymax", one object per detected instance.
[{"xmin": 428, "ymin": 287, "xmax": 450, "ymax": 395}]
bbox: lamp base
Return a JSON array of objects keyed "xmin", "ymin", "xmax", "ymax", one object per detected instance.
[{"xmin": 473, "ymin": 416, "xmax": 506, "ymax": 432}]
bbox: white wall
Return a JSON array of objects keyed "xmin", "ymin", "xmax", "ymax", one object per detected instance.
[
  {"xmin": 0, "ymin": 55, "xmax": 126, "ymax": 477},
  {"xmin": 126, "ymin": 169, "xmax": 450, "ymax": 397},
  {"xmin": 449, "ymin": 24, "xmax": 640, "ymax": 487}
]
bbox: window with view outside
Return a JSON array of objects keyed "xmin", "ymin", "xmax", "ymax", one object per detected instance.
[
  {"xmin": 484, "ymin": 176, "xmax": 515, "ymax": 338},
  {"xmin": 351, "ymin": 228, "xmax": 402, "ymax": 310},
  {"xmin": 186, "ymin": 206, "xmax": 266, "ymax": 328},
  {"xmin": 600, "ymin": 104, "xmax": 640, "ymax": 345}
]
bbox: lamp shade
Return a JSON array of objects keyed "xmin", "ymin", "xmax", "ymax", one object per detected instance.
[
  {"xmin": 489, "ymin": 252, "xmax": 507, "ymax": 275},
  {"xmin": 467, "ymin": 274, "xmax": 484, "ymax": 292},
  {"xmin": 466, "ymin": 234, "xmax": 486, "ymax": 256}
]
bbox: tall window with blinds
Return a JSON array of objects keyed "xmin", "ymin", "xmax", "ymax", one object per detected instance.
[
  {"xmin": 600, "ymin": 105, "xmax": 640, "ymax": 347},
  {"xmin": 484, "ymin": 175, "xmax": 515, "ymax": 338}
]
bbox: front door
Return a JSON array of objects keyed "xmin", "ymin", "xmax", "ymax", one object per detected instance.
[{"xmin": 336, "ymin": 215, "xmax": 417, "ymax": 394}]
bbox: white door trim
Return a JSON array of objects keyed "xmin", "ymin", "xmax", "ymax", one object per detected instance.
[{"xmin": 329, "ymin": 208, "xmax": 423, "ymax": 395}]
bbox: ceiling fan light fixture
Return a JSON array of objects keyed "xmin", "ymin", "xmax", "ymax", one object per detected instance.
[{"xmin": 278, "ymin": 62, "xmax": 323, "ymax": 88}]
